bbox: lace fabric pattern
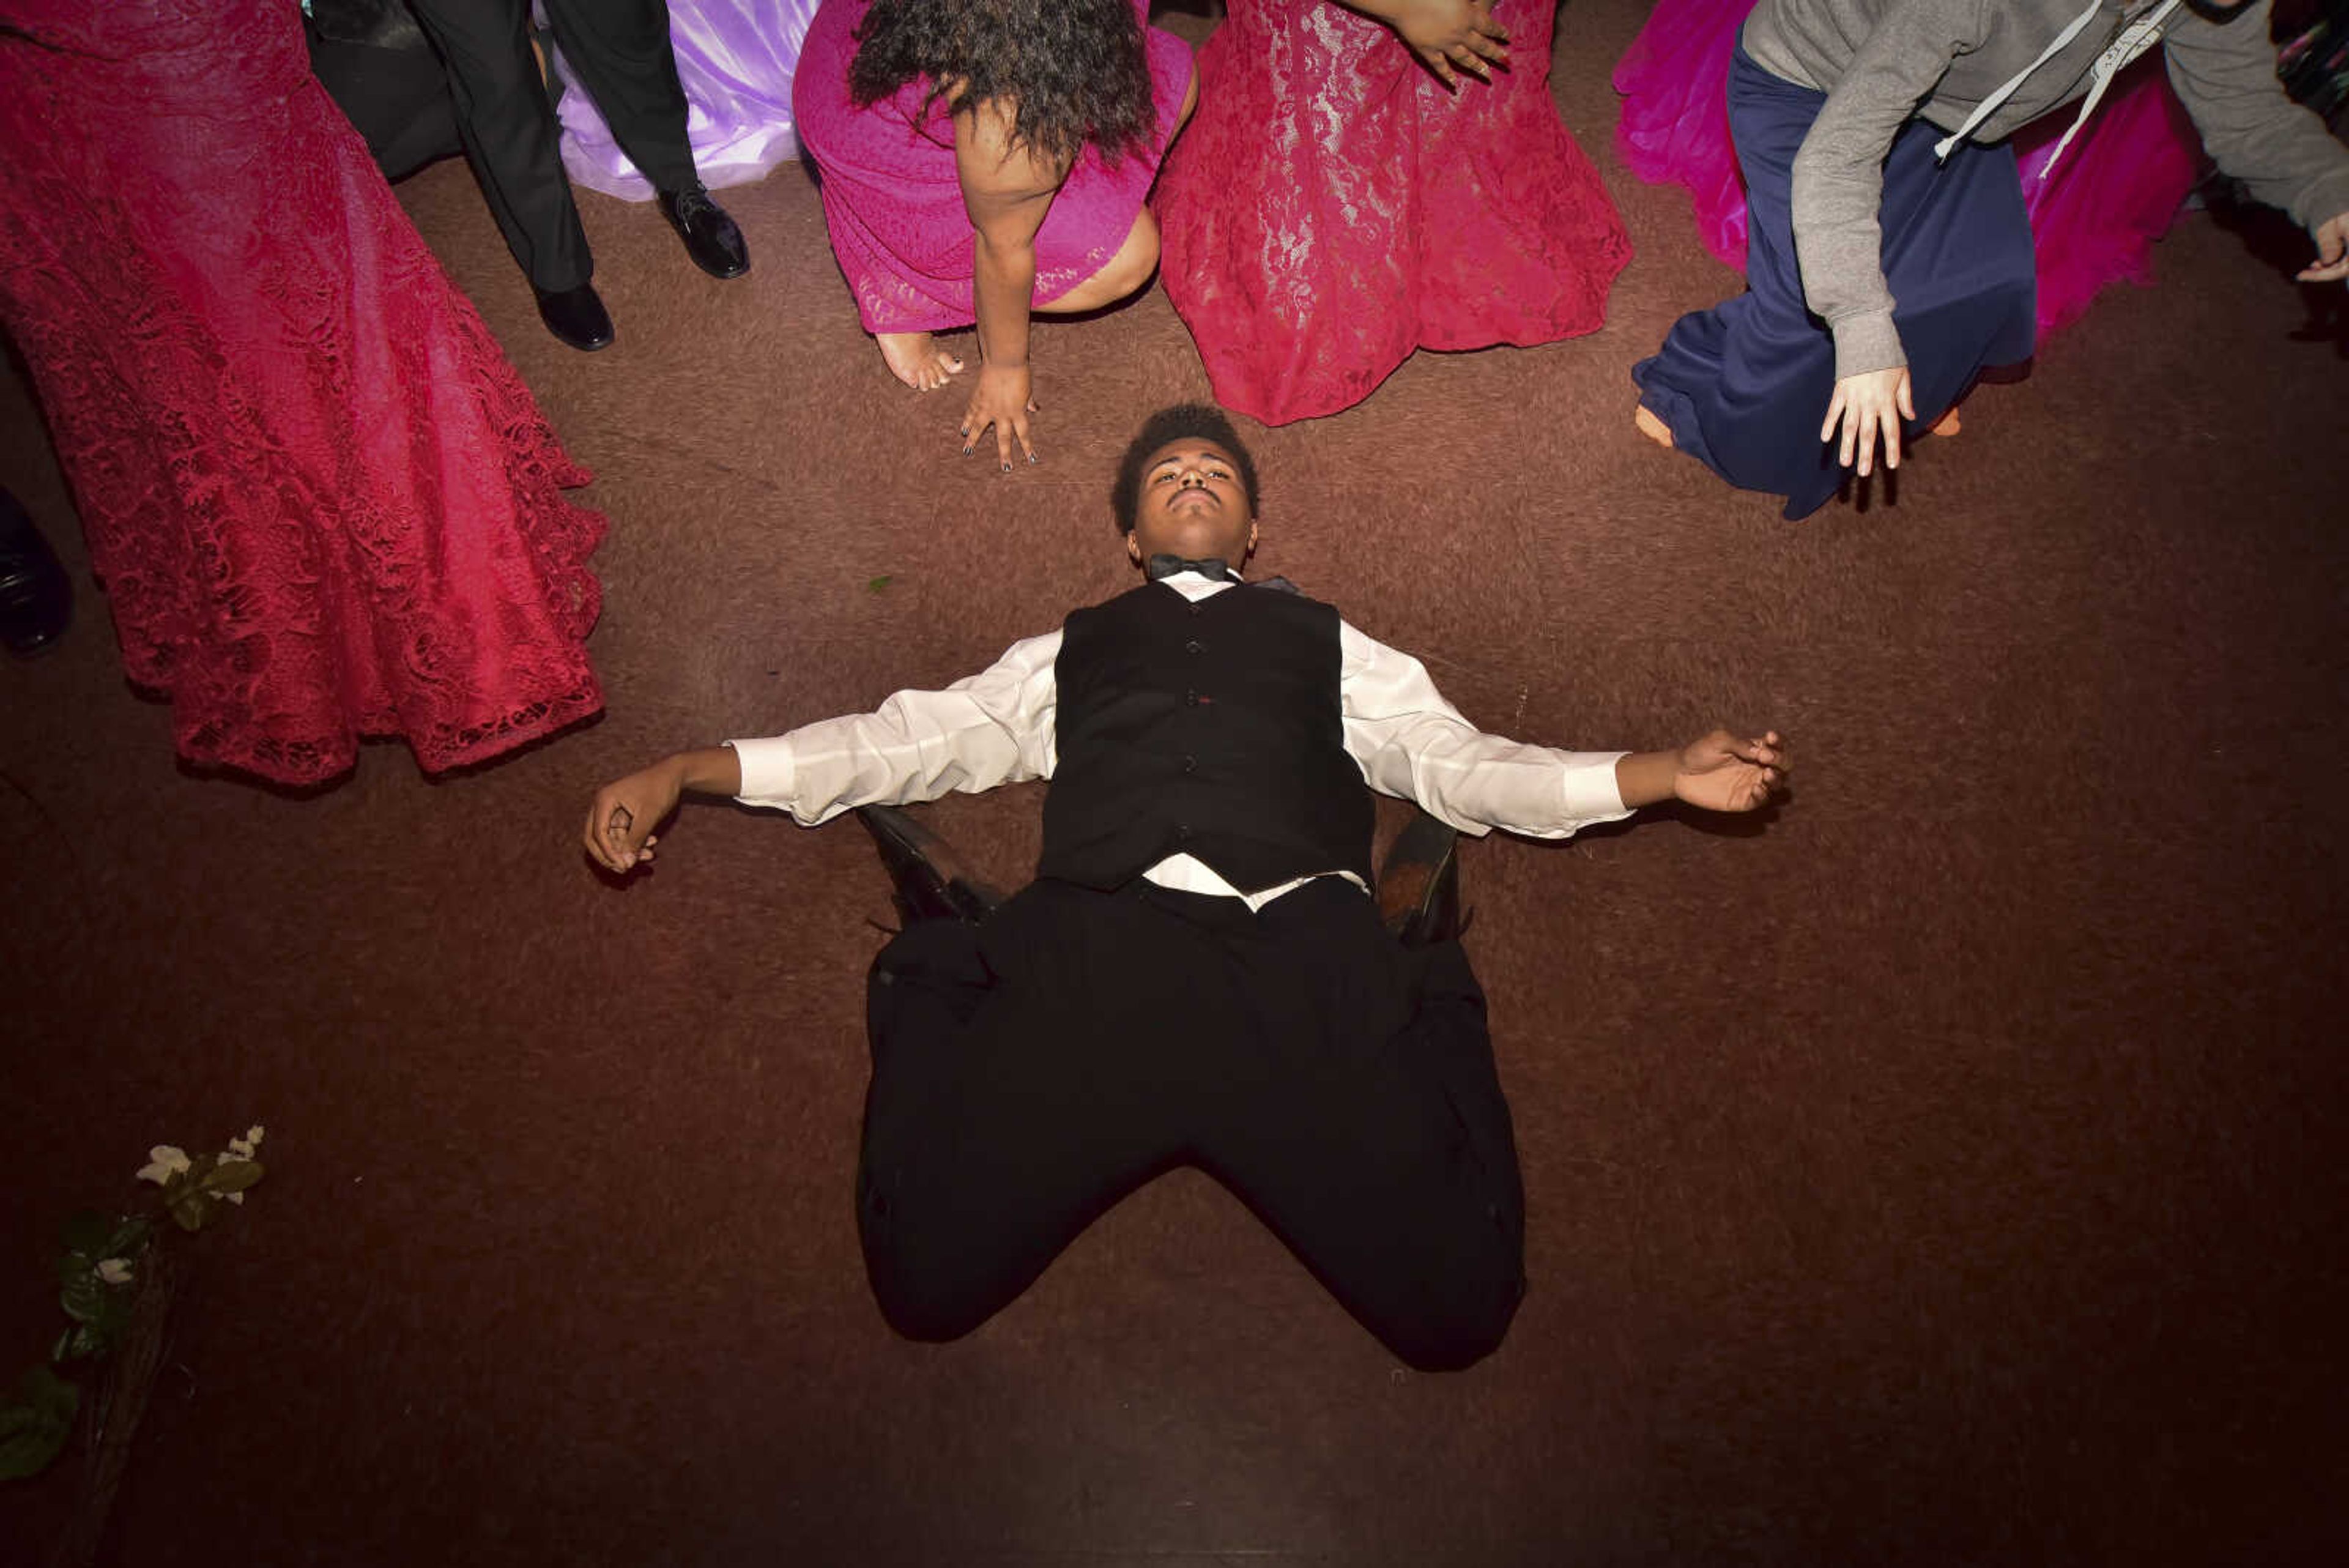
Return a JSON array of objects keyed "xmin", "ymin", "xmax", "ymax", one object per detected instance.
[
  {"xmin": 1154, "ymin": 0, "xmax": 1633, "ymax": 427},
  {"xmin": 0, "ymin": 0, "xmax": 605, "ymax": 786}
]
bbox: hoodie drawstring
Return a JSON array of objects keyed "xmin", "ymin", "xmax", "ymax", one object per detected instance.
[{"xmin": 1933, "ymin": 0, "xmax": 2182, "ymax": 179}]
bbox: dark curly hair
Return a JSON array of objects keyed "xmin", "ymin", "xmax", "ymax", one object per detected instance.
[
  {"xmin": 850, "ymin": 0, "xmax": 1159, "ymax": 169},
  {"xmin": 1110, "ymin": 404, "xmax": 1259, "ymax": 535}
]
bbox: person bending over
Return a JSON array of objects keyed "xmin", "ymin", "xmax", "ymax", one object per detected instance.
[
  {"xmin": 792, "ymin": 0, "xmax": 1197, "ymax": 469},
  {"xmin": 1631, "ymin": 0, "xmax": 2349, "ymax": 521},
  {"xmin": 582, "ymin": 404, "xmax": 1790, "ymax": 1369}
]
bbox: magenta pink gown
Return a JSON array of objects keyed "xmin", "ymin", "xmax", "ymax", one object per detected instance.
[
  {"xmin": 791, "ymin": 0, "xmax": 1196, "ymax": 333},
  {"xmin": 1156, "ymin": 0, "xmax": 1633, "ymax": 426},
  {"xmin": 1612, "ymin": 0, "xmax": 2212, "ymax": 339}
]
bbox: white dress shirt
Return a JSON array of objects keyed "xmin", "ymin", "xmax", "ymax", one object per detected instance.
[{"xmin": 729, "ymin": 574, "xmax": 1632, "ymax": 910}]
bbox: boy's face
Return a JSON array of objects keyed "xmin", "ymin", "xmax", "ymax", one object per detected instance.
[{"xmin": 1126, "ymin": 439, "xmax": 1256, "ymax": 570}]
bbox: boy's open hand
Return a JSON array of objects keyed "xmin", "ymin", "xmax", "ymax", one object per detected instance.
[
  {"xmin": 1672, "ymin": 730, "xmax": 1788, "ymax": 813},
  {"xmin": 583, "ymin": 760, "xmax": 682, "ymax": 874}
]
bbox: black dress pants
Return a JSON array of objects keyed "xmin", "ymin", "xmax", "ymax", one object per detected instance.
[
  {"xmin": 406, "ymin": 0, "xmax": 696, "ymax": 291},
  {"xmin": 858, "ymin": 877, "xmax": 1527, "ymax": 1372},
  {"xmin": 304, "ymin": 21, "xmax": 464, "ymax": 181}
]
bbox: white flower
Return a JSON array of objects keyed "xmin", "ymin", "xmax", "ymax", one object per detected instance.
[
  {"xmin": 95, "ymin": 1258, "xmax": 134, "ymax": 1285},
  {"xmin": 227, "ymin": 1137, "xmax": 254, "ymax": 1159},
  {"xmin": 222, "ymin": 1191, "xmax": 245, "ymax": 1206},
  {"xmin": 136, "ymin": 1146, "xmax": 191, "ymax": 1185},
  {"xmin": 244, "ymin": 1124, "xmax": 265, "ymax": 1147}
]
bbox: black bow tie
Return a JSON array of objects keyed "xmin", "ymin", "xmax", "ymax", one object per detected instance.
[{"xmin": 1147, "ymin": 554, "xmax": 1233, "ymax": 582}]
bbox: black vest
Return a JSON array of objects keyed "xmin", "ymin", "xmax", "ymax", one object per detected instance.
[{"xmin": 1039, "ymin": 582, "xmax": 1375, "ymax": 893}]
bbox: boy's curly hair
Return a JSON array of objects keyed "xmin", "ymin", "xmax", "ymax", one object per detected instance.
[
  {"xmin": 850, "ymin": 0, "xmax": 1159, "ymax": 169},
  {"xmin": 1110, "ymin": 404, "xmax": 1259, "ymax": 535}
]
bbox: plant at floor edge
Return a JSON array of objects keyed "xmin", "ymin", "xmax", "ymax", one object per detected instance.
[{"xmin": 0, "ymin": 1126, "xmax": 267, "ymax": 1484}]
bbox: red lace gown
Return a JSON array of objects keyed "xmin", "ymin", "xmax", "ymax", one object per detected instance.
[
  {"xmin": 1154, "ymin": 0, "xmax": 1633, "ymax": 426},
  {"xmin": 0, "ymin": 0, "xmax": 605, "ymax": 785}
]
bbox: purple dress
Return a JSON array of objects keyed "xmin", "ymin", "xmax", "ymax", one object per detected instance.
[
  {"xmin": 556, "ymin": 0, "xmax": 822, "ymax": 199},
  {"xmin": 790, "ymin": 0, "xmax": 1195, "ymax": 333}
]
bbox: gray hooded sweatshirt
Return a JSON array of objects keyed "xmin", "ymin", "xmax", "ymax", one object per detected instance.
[{"xmin": 1739, "ymin": 0, "xmax": 2349, "ymax": 379}]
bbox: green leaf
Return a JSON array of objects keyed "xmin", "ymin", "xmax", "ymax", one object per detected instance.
[
  {"xmin": 0, "ymin": 1365, "xmax": 80, "ymax": 1480},
  {"xmin": 103, "ymin": 1217, "xmax": 152, "ymax": 1258},
  {"xmin": 54, "ymin": 1324, "xmax": 103, "ymax": 1363},
  {"xmin": 200, "ymin": 1157, "xmax": 264, "ymax": 1195},
  {"xmin": 58, "ymin": 1271, "xmax": 102, "ymax": 1325},
  {"xmin": 61, "ymin": 1209, "xmax": 114, "ymax": 1256},
  {"xmin": 866, "ymin": 574, "xmax": 893, "ymax": 593},
  {"xmin": 168, "ymin": 1191, "xmax": 213, "ymax": 1233}
]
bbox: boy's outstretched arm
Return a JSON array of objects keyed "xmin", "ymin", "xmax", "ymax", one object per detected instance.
[
  {"xmin": 1614, "ymin": 730, "xmax": 1789, "ymax": 815},
  {"xmin": 582, "ymin": 745, "xmax": 742, "ymax": 874}
]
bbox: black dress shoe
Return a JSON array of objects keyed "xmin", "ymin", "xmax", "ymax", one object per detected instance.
[
  {"xmin": 857, "ymin": 805, "xmax": 1006, "ymax": 926},
  {"xmin": 534, "ymin": 281, "xmax": 614, "ymax": 352},
  {"xmin": 0, "ymin": 488, "xmax": 72, "ymax": 658},
  {"xmin": 1378, "ymin": 809, "xmax": 1468, "ymax": 948},
  {"xmin": 658, "ymin": 184, "xmax": 749, "ymax": 280}
]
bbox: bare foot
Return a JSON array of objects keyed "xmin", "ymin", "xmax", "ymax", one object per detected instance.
[
  {"xmin": 1928, "ymin": 405, "xmax": 1963, "ymax": 437},
  {"xmin": 1633, "ymin": 403, "xmax": 1675, "ymax": 450},
  {"xmin": 876, "ymin": 332, "xmax": 964, "ymax": 392}
]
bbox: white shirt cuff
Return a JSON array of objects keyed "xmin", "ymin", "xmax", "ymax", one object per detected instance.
[
  {"xmin": 1559, "ymin": 751, "xmax": 1632, "ymax": 827},
  {"xmin": 725, "ymin": 735, "xmax": 797, "ymax": 808}
]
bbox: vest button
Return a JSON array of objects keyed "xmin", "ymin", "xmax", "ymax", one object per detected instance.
[
  {"xmin": 1176, "ymin": 823, "xmax": 1193, "ymax": 840},
  {"xmin": 1185, "ymin": 689, "xmax": 1199, "ymax": 705},
  {"xmin": 1182, "ymin": 754, "xmax": 1197, "ymax": 773},
  {"xmin": 1185, "ymin": 639, "xmax": 1204, "ymax": 654},
  {"xmin": 1187, "ymin": 603, "xmax": 1201, "ymax": 617}
]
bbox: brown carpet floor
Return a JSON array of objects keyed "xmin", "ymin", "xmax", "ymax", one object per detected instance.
[{"xmin": 4, "ymin": 4, "xmax": 2345, "ymax": 1564}]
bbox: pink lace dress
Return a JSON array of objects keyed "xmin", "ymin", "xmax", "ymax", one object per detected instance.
[
  {"xmin": 0, "ymin": 0, "xmax": 605, "ymax": 785},
  {"xmin": 1613, "ymin": 0, "xmax": 2211, "ymax": 339},
  {"xmin": 791, "ymin": 0, "xmax": 1197, "ymax": 332},
  {"xmin": 1154, "ymin": 0, "xmax": 1633, "ymax": 426}
]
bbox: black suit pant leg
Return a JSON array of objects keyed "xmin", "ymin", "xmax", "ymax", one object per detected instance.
[
  {"xmin": 1187, "ymin": 879, "xmax": 1526, "ymax": 1372},
  {"xmin": 858, "ymin": 879, "xmax": 1209, "ymax": 1344},
  {"xmin": 304, "ymin": 28, "xmax": 464, "ymax": 182},
  {"xmin": 858, "ymin": 877, "xmax": 1526, "ymax": 1371},
  {"xmin": 540, "ymin": 0, "xmax": 697, "ymax": 196},
  {"xmin": 405, "ymin": 0, "xmax": 592, "ymax": 292}
]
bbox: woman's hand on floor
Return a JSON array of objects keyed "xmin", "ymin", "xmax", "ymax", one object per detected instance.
[
  {"xmin": 1822, "ymin": 365, "xmax": 1913, "ymax": 478},
  {"xmin": 960, "ymin": 362, "xmax": 1037, "ymax": 471}
]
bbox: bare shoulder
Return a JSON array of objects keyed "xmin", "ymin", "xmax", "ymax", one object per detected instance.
[{"xmin": 952, "ymin": 95, "xmax": 1072, "ymax": 204}]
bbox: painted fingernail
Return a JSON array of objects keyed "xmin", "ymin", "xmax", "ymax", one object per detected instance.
[
  {"xmin": 1001, "ymin": 462, "xmax": 1012, "ymax": 474},
  {"xmin": 962, "ymin": 446, "xmax": 973, "ymax": 456},
  {"xmin": 1026, "ymin": 453, "xmax": 1039, "ymax": 464}
]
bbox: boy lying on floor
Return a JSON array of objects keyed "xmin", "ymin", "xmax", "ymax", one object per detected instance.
[{"xmin": 582, "ymin": 403, "xmax": 1789, "ymax": 1369}]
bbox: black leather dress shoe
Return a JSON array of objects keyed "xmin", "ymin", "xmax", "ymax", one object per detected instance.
[
  {"xmin": 658, "ymin": 184, "xmax": 749, "ymax": 280},
  {"xmin": 0, "ymin": 488, "xmax": 72, "ymax": 657},
  {"xmin": 858, "ymin": 805, "xmax": 1006, "ymax": 926},
  {"xmin": 1378, "ymin": 809, "xmax": 1468, "ymax": 948},
  {"xmin": 534, "ymin": 281, "xmax": 614, "ymax": 352}
]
